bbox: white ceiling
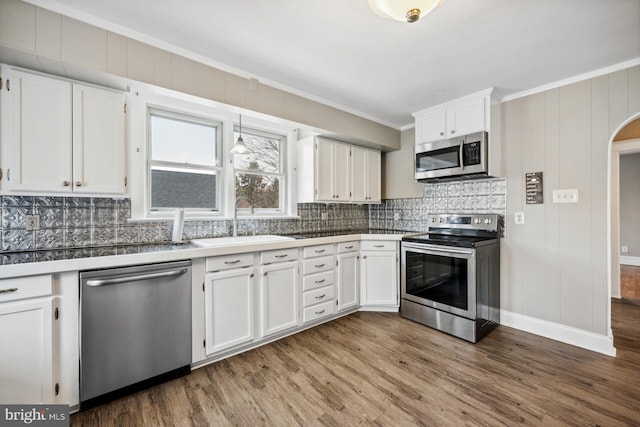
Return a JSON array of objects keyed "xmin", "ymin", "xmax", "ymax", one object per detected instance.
[{"xmin": 27, "ymin": 0, "xmax": 640, "ymax": 129}]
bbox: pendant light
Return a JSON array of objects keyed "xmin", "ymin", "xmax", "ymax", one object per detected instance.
[
  {"xmin": 368, "ymin": 0, "xmax": 444, "ymax": 23},
  {"xmin": 230, "ymin": 114, "xmax": 249, "ymax": 154}
]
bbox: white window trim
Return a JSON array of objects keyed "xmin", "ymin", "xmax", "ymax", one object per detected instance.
[{"xmin": 128, "ymin": 84, "xmax": 298, "ymax": 221}]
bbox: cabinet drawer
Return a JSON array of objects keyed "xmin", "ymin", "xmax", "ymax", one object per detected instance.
[
  {"xmin": 0, "ymin": 275, "xmax": 52, "ymax": 303},
  {"xmin": 303, "ymin": 255, "xmax": 334, "ymax": 275},
  {"xmin": 206, "ymin": 253, "xmax": 254, "ymax": 272},
  {"xmin": 361, "ymin": 241, "xmax": 396, "ymax": 251},
  {"xmin": 303, "ymin": 300, "xmax": 335, "ymax": 323},
  {"xmin": 338, "ymin": 241, "xmax": 359, "ymax": 253},
  {"xmin": 261, "ymin": 248, "xmax": 298, "ymax": 265},
  {"xmin": 303, "ymin": 244, "xmax": 334, "ymax": 258},
  {"xmin": 303, "ymin": 270, "xmax": 334, "ymax": 291},
  {"xmin": 303, "ymin": 285, "xmax": 335, "ymax": 308}
]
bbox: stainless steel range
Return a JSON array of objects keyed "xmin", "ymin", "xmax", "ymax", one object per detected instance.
[{"xmin": 401, "ymin": 214, "xmax": 501, "ymax": 342}]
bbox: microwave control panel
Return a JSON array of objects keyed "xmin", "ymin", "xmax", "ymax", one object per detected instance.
[{"xmin": 462, "ymin": 141, "xmax": 482, "ymax": 165}]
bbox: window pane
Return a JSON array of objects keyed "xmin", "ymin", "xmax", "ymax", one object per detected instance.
[
  {"xmin": 152, "ymin": 168, "xmax": 217, "ymax": 210},
  {"xmin": 233, "ymin": 131, "xmax": 280, "ymax": 173},
  {"xmin": 235, "ymin": 173, "xmax": 280, "ymax": 210},
  {"xmin": 151, "ymin": 114, "xmax": 218, "ymax": 166}
]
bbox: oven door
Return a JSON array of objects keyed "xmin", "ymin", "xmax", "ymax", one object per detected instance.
[{"xmin": 401, "ymin": 242, "xmax": 476, "ymax": 319}]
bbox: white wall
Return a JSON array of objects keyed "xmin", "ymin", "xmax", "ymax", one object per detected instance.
[
  {"xmin": 382, "ymin": 127, "xmax": 424, "ymax": 199},
  {"xmin": 501, "ymin": 66, "xmax": 640, "ymax": 337},
  {"xmin": 619, "ymin": 153, "xmax": 640, "ymax": 257}
]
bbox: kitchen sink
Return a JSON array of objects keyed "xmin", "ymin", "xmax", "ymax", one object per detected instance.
[{"xmin": 191, "ymin": 235, "xmax": 295, "ymax": 248}]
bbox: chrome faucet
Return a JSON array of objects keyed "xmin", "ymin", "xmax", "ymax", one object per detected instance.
[{"xmin": 232, "ymin": 196, "xmax": 254, "ymax": 237}]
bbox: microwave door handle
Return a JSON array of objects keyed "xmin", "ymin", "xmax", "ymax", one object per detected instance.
[{"xmin": 459, "ymin": 140, "xmax": 464, "ymax": 168}]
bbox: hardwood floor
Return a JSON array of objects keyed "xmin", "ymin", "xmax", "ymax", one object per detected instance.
[
  {"xmin": 72, "ymin": 301, "xmax": 640, "ymax": 426},
  {"xmin": 621, "ymin": 265, "xmax": 640, "ymax": 301}
]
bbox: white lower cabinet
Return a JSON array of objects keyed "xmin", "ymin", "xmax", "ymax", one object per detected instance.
[
  {"xmin": 337, "ymin": 242, "xmax": 359, "ymax": 312},
  {"xmin": 301, "ymin": 244, "xmax": 336, "ymax": 323},
  {"xmin": 0, "ymin": 275, "xmax": 56, "ymax": 404},
  {"xmin": 360, "ymin": 241, "xmax": 399, "ymax": 308},
  {"xmin": 204, "ymin": 266, "xmax": 255, "ymax": 355},
  {"xmin": 259, "ymin": 259, "xmax": 299, "ymax": 338}
]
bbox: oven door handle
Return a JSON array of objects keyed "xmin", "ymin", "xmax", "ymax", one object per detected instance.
[{"xmin": 402, "ymin": 243, "xmax": 473, "ymax": 255}]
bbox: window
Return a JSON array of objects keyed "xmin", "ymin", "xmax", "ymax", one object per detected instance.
[
  {"xmin": 149, "ymin": 110, "xmax": 222, "ymax": 212},
  {"xmin": 233, "ymin": 127, "xmax": 286, "ymax": 213}
]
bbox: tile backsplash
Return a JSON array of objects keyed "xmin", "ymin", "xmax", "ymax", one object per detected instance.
[
  {"xmin": 369, "ymin": 177, "xmax": 507, "ymax": 232},
  {"xmin": 0, "ymin": 177, "xmax": 505, "ymax": 252}
]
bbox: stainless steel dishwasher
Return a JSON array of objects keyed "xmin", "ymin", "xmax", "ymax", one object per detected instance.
[{"xmin": 80, "ymin": 260, "xmax": 192, "ymax": 409}]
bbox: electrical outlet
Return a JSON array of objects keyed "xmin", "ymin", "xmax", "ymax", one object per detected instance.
[
  {"xmin": 321, "ymin": 212, "xmax": 328, "ymax": 221},
  {"xmin": 622, "ymin": 246, "xmax": 629, "ymax": 253},
  {"xmin": 393, "ymin": 212, "xmax": 400, "ymax": 221},
  {"xmin": 25, "ymin": 214, "xmax": 40, "ymax": 231},
  {"xmin": 514, "ymin": 212, "xmax": 525, "ymax": 224}
]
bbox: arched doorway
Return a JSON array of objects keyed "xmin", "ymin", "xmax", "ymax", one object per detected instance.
[{"xmin": 609, "ymin": 114, "xmax": 640, "ymax": 344}]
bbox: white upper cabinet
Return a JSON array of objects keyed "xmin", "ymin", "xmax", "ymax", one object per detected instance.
[
  {"xmin": 72, "ymin": 84, "xmax": 126, "ymax": 194},
  {"xmin": 351, "ymin": 146, "xmax": 380, "ymax": 203},
  {"xmin": 413, "ymin": 88, "xmax": 495, "ymax": 144},
  {"xmin": 298, "ymin": 136, "xmax": 380, "ymax": 204},
  {"xmin": 2, "ymin": 67, "xmax": 126, "ymax": 195}
]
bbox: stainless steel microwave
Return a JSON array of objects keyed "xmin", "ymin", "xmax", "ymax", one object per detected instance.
[{"xmin": 415, "ymin": 131, "xmax": 488, "ymax": 181}]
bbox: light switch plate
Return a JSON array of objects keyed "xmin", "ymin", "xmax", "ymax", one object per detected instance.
[{"xmin": 552, "ymin": 189, "xmax": 579, "ymax": 203}]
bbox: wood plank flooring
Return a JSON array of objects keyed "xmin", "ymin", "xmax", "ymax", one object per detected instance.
[
  {"xmin": 72, "ymin": 300, "xmax": 640, "ymax": 426},
  {"xmin": 621, "ymin": 264, "xmax": 640, "ymax": 301}
]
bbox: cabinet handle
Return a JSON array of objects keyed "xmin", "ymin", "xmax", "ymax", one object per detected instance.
[
  {"xmin": 275, "ymin": 254, "xmax": 288, "ymax": 258},
  {"xmin": 345, "ymin": 245, "xmax": 354, "ymax": 249},
  {"xmin": 75, "ymin": 181, "xmax": 82, "ymax": 187},
  {"xmin": 315, "ymin": 294, "xmax": 326, "ymax": 299},
  {"xmin": 0, "ymin": 287, "xmax": 18, "ymax": 294},
  {"xmin": 373, "ymin": 244, "xmax": 385, "ymax": 248},
  {"xmin": 451, "ymin": 130, "xmax": 455, "ymax": 134},
  {"xmin": 315, "ymin": 309, "xmax": 326, "ymax": 315},
  {"xmin": 224, "ymin": 260, "xmax": 241, "ymax": 265},
  {"xmin": 315, "ymin": 279, "xmax": 326, "ymax": 284},
  {"xmin": 440, "ymin": 132, "xmax": 444, "ymax": 136},
  {"xmin": 315, "ymin": 249, "xmax": 326, "ymax": 253},
  {"xmin": 62, "ymin": 181, "xmax": 70, "ymax": 187},
  {"xmin": 315, "ymin": 263, "xmax": 326, "ymax": 268}
]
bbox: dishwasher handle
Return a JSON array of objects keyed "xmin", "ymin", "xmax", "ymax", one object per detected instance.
[{"xmin": 85, "ymin": 268, "xmax": 189, "ymax": 287}]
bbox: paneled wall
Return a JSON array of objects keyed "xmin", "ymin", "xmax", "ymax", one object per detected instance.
[
  {"xmin": 501, "ymin": 65, "xmax": 640, "ymax": 336},
  {"xmin": 0, "ymin": 0, "xmax": 400, "ymax": 149}
]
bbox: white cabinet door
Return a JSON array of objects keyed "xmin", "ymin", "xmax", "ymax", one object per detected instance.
[
  {"xmin": 333, "ymin": 142, "xmax": 351, "ymax": 201},
  {"xmin": 0, "ymin": 298, "xmax": 55, "ymax": 404},
  {"xmin": 315, "ymin": 138, "xmax": 334, "ymax": 202},
  {"xmin": 337, "ymin": 251, "xmax": 359, "ymax": 311},
  {"xmin": 366, "ymin": 149, "xmax": 381, "ymax": 203},
  {"xmin": 260, "ymin": 261, "xmax": 299, "ymax": 337},
  {"xmin": 72, "ymin": 84, "xmax": 126, "ymax": 194},
  {"xmin": 9, "ymin": 70, "xmax": 72, "ymax": 192},
  {"xmin": 204, "ymin": 268, "xmax": 254, "ymax": 355},
  {"xmin": 360, "ymin": 250, "xmax": 398, "ymax": 307},
  {"xmin": 350, "ymin": 146, "xmax": 367, "ymax": 203},
  {"xmin": 415, "ymin": 108, "xmax": 446, "ymax": 143},
  {"xmin": 447, "ymin": 96, "xmax": 485, "ymax": 137}
]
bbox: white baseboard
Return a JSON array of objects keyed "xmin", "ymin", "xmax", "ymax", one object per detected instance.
[
  {"xmin": 500, "ymin": 310, "xmax": 616, "ymax": 357},
  {"xmin": 620, "ymin": 255, "xmax": 640, "ymax": 266}
]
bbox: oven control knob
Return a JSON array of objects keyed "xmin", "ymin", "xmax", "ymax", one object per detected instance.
[
  {"xmin": 474, "ymin": 218, "xmax": 481, "ymax": 224},
  {"xmin": 439, "ymin": 218, "xmax": 444, "ymax": 223},
  {"xmin": 431, "ymin": 217, "xmax": 436, "ymax": 223},
  {"xmin": 484, "ymin": 218, "xmax": 492, "ymax": 224}
]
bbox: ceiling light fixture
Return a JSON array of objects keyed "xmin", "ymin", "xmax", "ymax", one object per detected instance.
[
  {"xmin": 230, "ymin": 114, "xmax": 249, "ymax": 154},
  {"xmin": 368, "ymin": 0, "xmax": 444, "ymax": 23}
]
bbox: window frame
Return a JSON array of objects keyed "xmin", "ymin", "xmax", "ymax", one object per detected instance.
[
  {"xmin": 128, "ymin": 85, "xmax": 298, "ymax": 221},
  {"xmin": 148, "ymin": 108, "xmax": 224, "ymax": 214},
  {"xmin": 232, "ymin": 125, "xmax": 287, "ymax": 216}
]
